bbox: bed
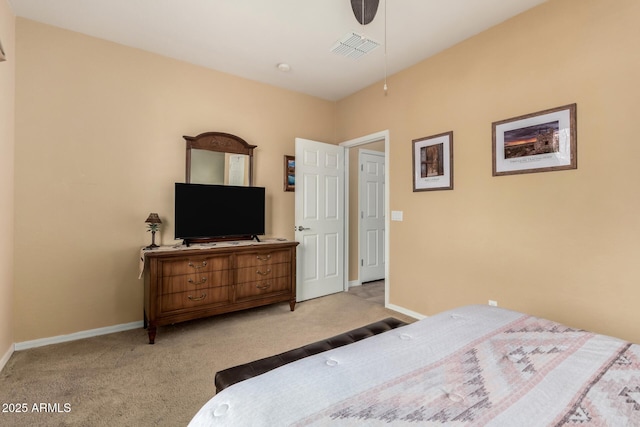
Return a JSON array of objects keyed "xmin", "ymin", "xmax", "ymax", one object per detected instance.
[{"xmin": 189, "ymin": 305, "xmax": 640, "ymax": 426}]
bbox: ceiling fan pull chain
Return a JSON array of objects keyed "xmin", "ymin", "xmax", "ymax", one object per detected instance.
[{"xmin": 361, "ymin": 0, "xmax": 366, "ymax": 39}]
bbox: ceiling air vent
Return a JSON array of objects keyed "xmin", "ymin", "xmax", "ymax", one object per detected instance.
[{"xmin": 330, "ymin": 32, "xmax": 379, "ymax": 59}]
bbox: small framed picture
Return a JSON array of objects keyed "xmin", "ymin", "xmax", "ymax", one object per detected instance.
[
  {"xmin": 492, "ymin": 104, "xmax": 577, "ymax": 176},
  {"xmin": 284, "ymin": 155, "xmax": 295, "ymax": 192},
  {"xmin": 0, "ymin": 38, "xmax": 5, "ymax": 62},
  {"xmin": 412, "ymin": 131, "xmax": 453, "ymax": 192}
]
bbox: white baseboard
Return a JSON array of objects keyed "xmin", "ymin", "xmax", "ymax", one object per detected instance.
[
  {"xmin": 0, "ymin": 343, "xmax": 14, "ymax": 373},
  {"xmin": 347, "ymin": 279, "xmax": 361, "ymax": 289},
  {"xmin": 14, "ymin": 321, "xmax": 144, "ymax": 351},
  {"xmin": 10, "ymin": 305, "xmax": 419, "ymax": 352},
  {"xmin": 386, "ymin": 303, "xmax": 426, "ymax": 320}
]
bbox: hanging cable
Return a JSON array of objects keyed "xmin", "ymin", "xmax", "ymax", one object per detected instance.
[
  {"xmin": 383, "ymin": 0, "xmax": 388, "ymax": 94},
  {"xmin": 361, "ymin": 0, "xmax": 366, "ymax": 39}
]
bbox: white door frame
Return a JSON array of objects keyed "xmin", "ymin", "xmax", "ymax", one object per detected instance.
[{"xmin": 340, "ymin": 130, "xmax": 390, "ymax": 306}]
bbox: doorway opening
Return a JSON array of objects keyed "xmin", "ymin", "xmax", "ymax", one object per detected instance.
[
  {"xmin": 340, "ymin": 130, "xmax": 390, "ymax": 306},
  {"xmin": 347, "ymin": 279, "xmax": 384, "ymax": 305},
  {"xmin": 358, "ymin": 149, "xmax": 385, "ymax": 284}
]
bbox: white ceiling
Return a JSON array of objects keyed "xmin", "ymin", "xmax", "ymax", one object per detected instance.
[{"xmin": 8, "ymin": 0, "xmax": 547, "ymax": 101}]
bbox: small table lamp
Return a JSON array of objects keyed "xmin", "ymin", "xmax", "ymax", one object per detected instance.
[{"xmin": 145, "ymin": 213, "xmax": 162, "ymax": 249}]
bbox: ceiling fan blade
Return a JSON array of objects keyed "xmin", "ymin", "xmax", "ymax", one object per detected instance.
[{"xmin": 350, "ymin": 0, "xmax": 380, "ymax": 25}]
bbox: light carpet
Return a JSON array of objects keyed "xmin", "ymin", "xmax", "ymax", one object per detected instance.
[{"xmin": 0, "ymin": 291, "xmax": 414, "ymax": 426}]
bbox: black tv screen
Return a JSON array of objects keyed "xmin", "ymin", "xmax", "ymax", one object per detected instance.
[{"xmin": 175, "ymin": 183, "xmax": 265, "ymax": 240}]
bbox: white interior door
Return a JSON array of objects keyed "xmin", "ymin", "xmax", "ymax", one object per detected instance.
[
  {"xmin": 359, "ymin": 150, "xmax": 385, "ymax": 283},
  {"xmin": 295, "ymin": 138, "xmax": 345, "ymax": 301}
]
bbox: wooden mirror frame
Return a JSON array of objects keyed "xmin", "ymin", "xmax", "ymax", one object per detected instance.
[{"xmin": 183, "ymin": 132, "xmax": 257, "ymax": 185}]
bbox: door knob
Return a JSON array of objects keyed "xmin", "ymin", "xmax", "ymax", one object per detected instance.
[{"xmin": 296, "ymin": 226, "xmax": 310, "ymax": 231}]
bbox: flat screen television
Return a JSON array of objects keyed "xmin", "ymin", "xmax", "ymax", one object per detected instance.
[{"xmin": 175, "ymin": 183, "xmax": 265, "ymax": 243}]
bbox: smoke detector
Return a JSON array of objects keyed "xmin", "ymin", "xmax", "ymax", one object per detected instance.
[{"xmin": 330, "ymin": 32, "xmax": 380, "ymax": 59}]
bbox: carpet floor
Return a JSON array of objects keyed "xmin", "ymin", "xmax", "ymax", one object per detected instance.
[{"xmin": 0, "ymin": 291, "xmax": 413, "ymax": 426}]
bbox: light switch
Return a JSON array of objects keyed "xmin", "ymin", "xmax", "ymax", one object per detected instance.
[{"xmin": 391, "ymin": 210, "xmax": 403, "ymax": 221}]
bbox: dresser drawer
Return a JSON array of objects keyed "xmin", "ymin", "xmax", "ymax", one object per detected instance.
[
  {"xmin": 143, "ymin": 241, "xmax": 298, "ymax": 344},
  {"xmin": 235, "ymin": 250, "xmax": 291, "ymax": 267},
  {"xmin": 160, "ymin": 255, "xmax": 230, "ymax": 276},
  {"xmin": 235, "ymin": 277, "xmax": 291, "ymax": 300},
  {"xmin": 160, "ymin": 286, "xmax": 231, "ymax": 312},
  {"xmin": 236, "ymin": 262, "xmax": 290, "ymax": 284},
  {"xmin": 161, "ymin": 270, "xmax": 231, "ymax": 295}
]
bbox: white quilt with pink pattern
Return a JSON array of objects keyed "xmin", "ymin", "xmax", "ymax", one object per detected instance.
[{"xmin": 189, "ymin": 305, "xmax": 640, "ymax": 426}]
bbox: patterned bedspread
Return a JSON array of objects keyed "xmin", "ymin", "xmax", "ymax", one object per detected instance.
[{"xmin": 189, "ymin": 305, "xmax": 640, "ymax": 426}]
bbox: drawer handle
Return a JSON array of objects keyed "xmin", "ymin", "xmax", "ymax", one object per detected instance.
[
  {"xmin": 188, "ymin": 293, "xmax": 207, "ymax": 301},
  {"xmin": 256, "ymin": 254, "xmax": 271, "ymax": 261},
  {"xmin": 187, "ymin": 277, "xmax": 207, "ymax": 286},
  {"xmin": 256, "ymin": 268, "xmax": 271, "ymax": 276},
  {"xmin": 188, "ymin": 260, "xmax": 208, "ymax": 269},
  {"xmin": 256, "ymin": 283, "xmax": 272, "ymax": 290}
]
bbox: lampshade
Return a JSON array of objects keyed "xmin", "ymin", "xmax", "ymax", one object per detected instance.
[{"xmin": 145, "ymin": 213, "xmax": 162, "ymax": 224}]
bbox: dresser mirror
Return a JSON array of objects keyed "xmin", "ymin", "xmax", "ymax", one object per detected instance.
[{"xmin": 183, "ymin": 132, "xmax": 256, "ymax": 186}]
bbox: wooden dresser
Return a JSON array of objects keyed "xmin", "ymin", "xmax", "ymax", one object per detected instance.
[{"xmin": 142, "ymin": 241, "xmax": 298, "ymax": 344}]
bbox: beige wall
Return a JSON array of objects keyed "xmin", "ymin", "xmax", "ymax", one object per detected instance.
[
  {"xmin": 0, "ymin": 0, "xmax": 15, "ymax": 364},
  {"xmin": 13, "ymin": 19, "xmax": 335, "ymax": 342},
  {"xmin": 336, "ymin": 0, "xmax": 640, "ymax": 343},
  {"xmin": 10, "ymin": 0, "xmax": 640, "ymax": 346}
]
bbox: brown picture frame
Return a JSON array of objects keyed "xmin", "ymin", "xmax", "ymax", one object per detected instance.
[
  {"xmin": 492, "ymin": 104, "xmax": 577, "ymax": 176},
  {"xmin": 284, "ymin": 155, "xmax": 295, "ymax": 192},
  {"xmin": 412, "ymin": 131, "xmax": 453, "ymax": 192}
]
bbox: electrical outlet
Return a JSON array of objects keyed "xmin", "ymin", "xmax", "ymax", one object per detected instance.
[{"xmin": 488, "ymin": 300, "xmax": 498, "ymax": 307}]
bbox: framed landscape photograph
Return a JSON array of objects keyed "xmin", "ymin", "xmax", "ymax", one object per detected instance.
[
  {"xmin": 284, "ymin": 155, "xmax": 295, "ymax": 192},
  {"xmin": 492, "ymin": 104, "xmax": 577, "ymax": 176},
  {"xmin": 412, "ymin": 131, "xmax": 453, "ymax": 192}
]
